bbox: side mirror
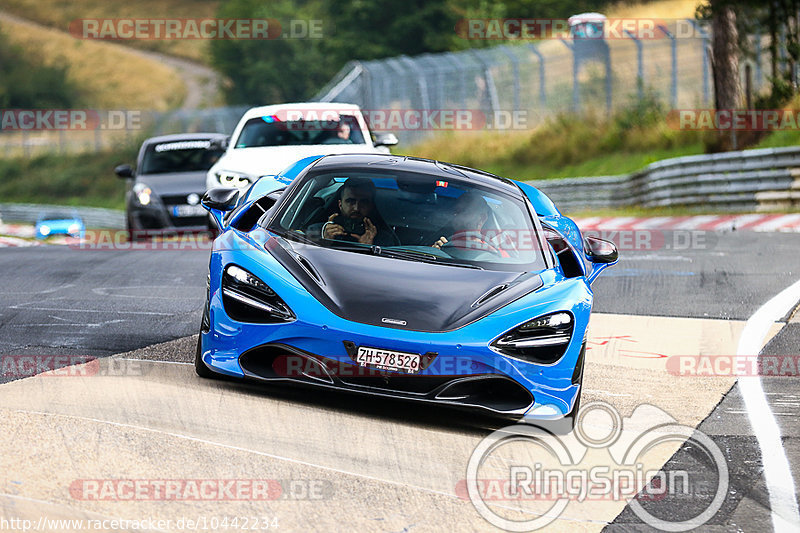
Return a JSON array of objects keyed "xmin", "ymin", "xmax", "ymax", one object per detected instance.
[
  {"xmin": 202, "ymin": 188, "xmax": 240, "ymax": 232},
  {"xmin": 202, "ymin": 187, "xmax": 240, "ymax": 212},
  {"xmin": 115, "ymin": 164, "xmax": 134, "ymax": 179},
  {"xmin": 584, "ymin": 236, "xmax": 618, "ymax": 263},
  {"xmin": 373, "ymin": 133, "xmax": 399, "ymax": 147},
  {"xmin": 209, "ymin": 136, "xmax": 230, "ymax": 151}
]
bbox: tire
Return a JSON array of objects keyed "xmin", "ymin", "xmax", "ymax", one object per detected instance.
[{"xmin": 194, "ymin": 333, "xmax": 218, "ymax": 379}]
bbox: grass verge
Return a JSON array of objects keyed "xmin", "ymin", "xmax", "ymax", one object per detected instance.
[{"xmin": 0, "ymin": 142, "xmax": 140, "ymax": 210}]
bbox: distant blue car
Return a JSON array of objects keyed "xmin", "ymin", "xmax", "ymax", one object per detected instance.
[
  {"xmin": 196, "ymin": 154, "xmax": 617, "ymax": 424},
  {"xmin": 35, "ymin": 210, "xmax": 84, "ymax": 239}
]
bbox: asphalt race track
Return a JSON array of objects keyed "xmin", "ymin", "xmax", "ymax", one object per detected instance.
[{"xmin": 1, "ymin": 228, "xmax": 799, "ymax": 532}]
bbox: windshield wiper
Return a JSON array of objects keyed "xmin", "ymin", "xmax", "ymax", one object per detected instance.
[
  {"xmin": 377, "ymin": 248, "xmax": 484, "ymax": 270},
  {"xmin": 321, "ymin": 239, "xmax": 378, "ymax": 255}
]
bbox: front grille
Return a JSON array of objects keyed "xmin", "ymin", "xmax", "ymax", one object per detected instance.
[
  {"xmin": 168, "ymin": 215, "xmax": 208, "ymax": 227},
  {"xmin": 237, "ymin": 344, "xmax": 534, "ymax": 414},
  {"xmin": 161, "ymin": 194, "xmax": 197, "ymax": 206},
  {"xmin": 338, "ymin": 373, "xmax": 456, "ymax": 395}
]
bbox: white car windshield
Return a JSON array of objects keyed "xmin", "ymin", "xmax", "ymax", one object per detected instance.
[{"xmin": 234, "ymin": 114, "xmax": 366, "ymax": 148}]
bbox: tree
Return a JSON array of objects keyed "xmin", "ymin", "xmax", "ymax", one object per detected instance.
[{"xmin": 707, "ymin": 0, "xmax": 742, "ymax": 149}]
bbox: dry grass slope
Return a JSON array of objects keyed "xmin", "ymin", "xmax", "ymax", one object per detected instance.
[
  {"xmin": 0, "ymin": 13, "xmax": 186, "ymax": 111},
  {"xmin": 0, "ymin": 0, "xmax": 218, "ymax": 63}
]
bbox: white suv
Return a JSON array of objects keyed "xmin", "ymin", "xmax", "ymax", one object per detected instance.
[{"xmin": 206, "ymin": 102, "xmax": 397, "ymax": 191}]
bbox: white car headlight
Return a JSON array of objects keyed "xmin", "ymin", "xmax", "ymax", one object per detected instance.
[
  {"xmin": 215, "ymin": 171, "xmax": 253, "ymax": 189},
  {"xmin": 39, "ymin": 225, "xmax": 51, "ymax": 236}
]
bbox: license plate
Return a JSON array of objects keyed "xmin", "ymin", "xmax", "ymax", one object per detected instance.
[
  {"xmin": 355, "ymin": 346, "xmax": 421, "ymax": 374},
  {"xmin": 172, "ymin": 204, "xmax": 206, "ymax": 217}
]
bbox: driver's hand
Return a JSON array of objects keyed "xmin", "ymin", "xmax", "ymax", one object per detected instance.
[
  {"xmin": 323, "ymin": 214, "xmax": 346, "ymax": 239},
  {"xmin": 356, "ymin": 217, "xmax": 377, "ymax": 245},
  {"xmin": 432, "ymin": 236, "xmax": 448, "ymax": 249}
]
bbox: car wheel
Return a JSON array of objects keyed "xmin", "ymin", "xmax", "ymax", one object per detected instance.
[
  {"xmin": 126, "ymin": 216, "xmax": 143, "ymax": 242},
  {"xmin": 194, "ymin": 334, "xmax": 218, "ymax": 379}
]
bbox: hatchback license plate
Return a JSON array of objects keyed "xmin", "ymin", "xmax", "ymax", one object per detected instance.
[{"xmin": 172, "ymin": 204, "xmax": 206, "ymax": 217}]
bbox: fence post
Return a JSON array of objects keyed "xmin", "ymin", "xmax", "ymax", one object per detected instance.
[
  {"xmin": 499, "ymin": 45, "xmax": 521, "ymax": 112},
  {"xmin": 624, "ymin": 29, "xmax": 645, "ymax": 102},
  {"xmin": 659, "ymin": 25, "xmax": 678, "ymax": 109},
  {"xmin": 398, "ymin": 55, "xmax": 430, "ymax": 111},
  {"xmin": 446, "ymin": 52, "xmax": 469, "ymax": 108},
  {"xmin": 559, "ymin": 39, "xmax": 579, "ymax": 112},
  {"xmin": 359, "ymin": 62, "xmax": 373, "ymax": 110},
  {"xmin": 604, "ymin": 45, "xmax": 613, "ymax": 115},
  {"xmin": 467, "ymin": 49, "xmax": 499, "ymax": 117},
  {"xmin": 526, "ymin": 43, "xmax": 547, "ymax": 109},
  {"xmin": 688, "ymin": 19, "xmax": 711, "ymax": 106},
  {"xmin": 755, "ymin": 32, "xmax": 763, "ymax": 91}
]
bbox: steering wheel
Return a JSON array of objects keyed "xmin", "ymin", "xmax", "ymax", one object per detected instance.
[
  {"xmin": 440, "ymin": 235, "xmax": 503, "ymax": 258},
  {"xmin": 486, "ymin": 230, "xmax": 520, "ymax": 258}
]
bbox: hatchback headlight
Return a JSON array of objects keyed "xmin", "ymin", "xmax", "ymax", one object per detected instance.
[{"xmin": 133, "ymin": 183, "xmax": 152, "ymax": 205}]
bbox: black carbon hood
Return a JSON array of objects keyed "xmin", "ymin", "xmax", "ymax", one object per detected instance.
[{"xmin": 267, "ymin": 238, "xmax": 543, "ymax": 332}]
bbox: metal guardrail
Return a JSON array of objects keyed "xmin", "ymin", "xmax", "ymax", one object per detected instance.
[
  {"xmin": 526, "ymin": 146, "xmax": 800, "ymax": 212},
  {"xmin": 0, "ymin": 204, "xmax": 125, "ymax": 229},
  {"xmin": 3, "ymin": 146, "xmax": 799, "ymax": 228}
]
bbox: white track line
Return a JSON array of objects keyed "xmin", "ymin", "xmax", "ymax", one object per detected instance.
[{"xmin": 738, "ymin": 278, "xmax": 800, "ymax": 532}]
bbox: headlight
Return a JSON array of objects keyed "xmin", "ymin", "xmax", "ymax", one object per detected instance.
[
  {"xmin": 133, "ymin": 183, "xmax": 152, "ymax": 205},
  {"xmin": 491, "ymin": 312, "xmax": 574, "ymax": 364},
  {"xmin": 67, "ymin": 223, "xmax": 81, "ymax": 235},
  {"xmin": 215, "ymin": 171, "xmax": 252, "ymax": 189},
  {"xmin": 221, "ymin": 264, "xmax": 294, "ymax": 323},
  {"xmin": 39, "ymin": 225, "xmax": 51, "ymax": 236}
]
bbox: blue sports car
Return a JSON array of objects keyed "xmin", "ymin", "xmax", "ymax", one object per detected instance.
[
  {"xmin": 35, "ymin": 209, "xmax": 84, "ymax": 239},
  {"xmin": 197, "ymin": 154, "xmax": 617, "ymax": 424}
]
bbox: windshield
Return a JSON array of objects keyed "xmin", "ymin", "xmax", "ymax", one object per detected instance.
[
  {"xmin": 234, "ymin": 114, "xmax": 366, "ymax": 148},
  {"xmin": 140, "ymin": 140, "xmax": 224, "ymax": 175},
  {"xmin": 38, "ymin": 210, "xmax": 78, "ymax": 221},
  {"xmin": 264, "ymin": 168, "xmax": 546, "ymax": 272}
]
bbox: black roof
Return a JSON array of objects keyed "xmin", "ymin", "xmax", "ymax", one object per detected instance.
[
  {"xmin": 142, "ymin": 132, "xmax": 229, "ymax": 145},
  {"xmin": 308, "ymin": 153, "xmax": 521, "ymax": 197}
]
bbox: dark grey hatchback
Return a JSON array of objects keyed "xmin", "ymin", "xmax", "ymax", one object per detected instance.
[{"xmin": 115, "ymin": 133, "xmax": 227, "ymax": 234}]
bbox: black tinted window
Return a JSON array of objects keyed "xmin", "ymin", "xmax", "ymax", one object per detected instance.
[{"xmin": 141, "ymin": 140, "xmax": 224, "ymax": 174}]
